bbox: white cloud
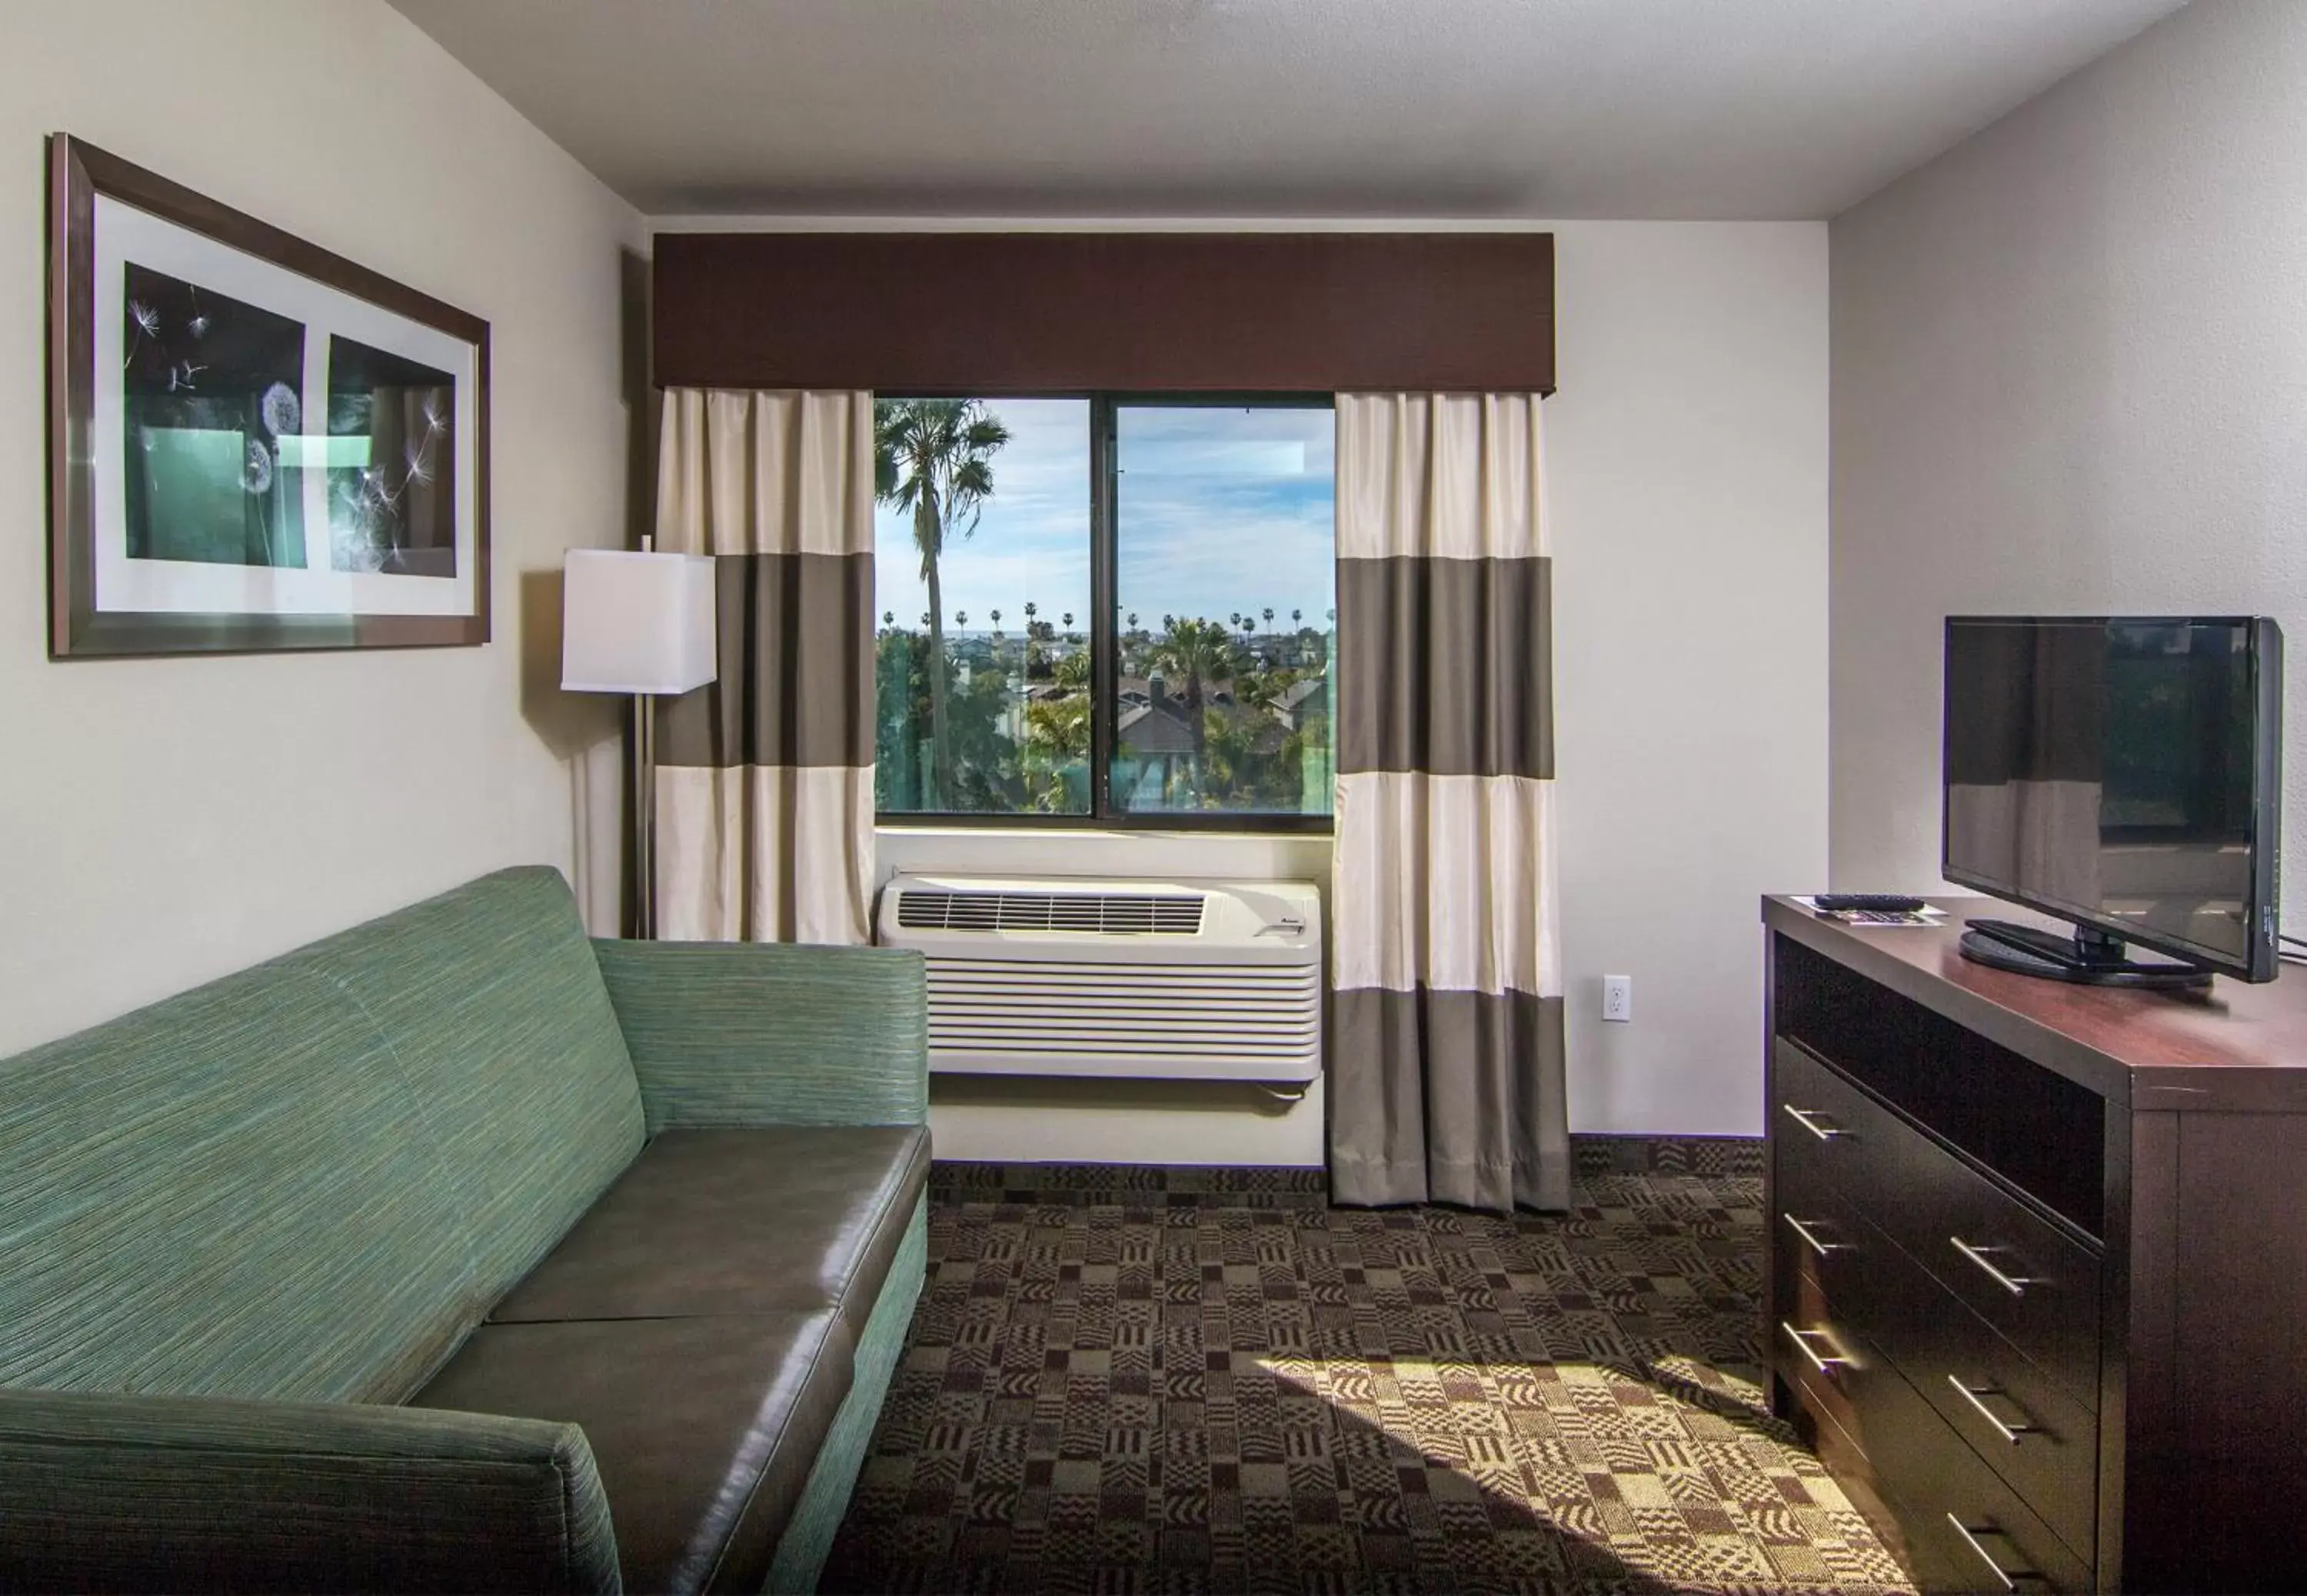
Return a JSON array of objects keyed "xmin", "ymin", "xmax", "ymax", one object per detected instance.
[{"xmin": 872, "ymin": 400, "xmax": 1336, "ymax": 630}]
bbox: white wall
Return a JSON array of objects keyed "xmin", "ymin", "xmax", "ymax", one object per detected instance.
[
  {"xmin": 721, "ymin": 218, "xmax": 1834, "ymax": 1159},
  {"xmin": 1550, "ymin": 223, "xmax": 1828, "ymax": 1138},
  {"xmin": 0, "ymin": 0, "xmax": 643, "ymax": 1055},
  {"xmin": 1830, "ymin": 0, "xmax": 2307, "ymax": 926}
]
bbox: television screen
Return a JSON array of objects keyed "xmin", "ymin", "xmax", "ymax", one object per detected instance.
[{"xmin": 1942, "ymin": 617, "xmax": 2281, "ymax": 977}]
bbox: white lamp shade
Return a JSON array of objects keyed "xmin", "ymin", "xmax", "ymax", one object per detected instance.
[{"xmin": 561, "ymin": 549, "xmax": 719, "ymax": 695}]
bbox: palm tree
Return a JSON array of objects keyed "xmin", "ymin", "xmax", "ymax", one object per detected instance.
[
  {"xmin": 1291, "ymin": 608, "xmax": 1302, "ymax": 628},
  {"xmin": 1263, "ymin": 607, "xmax": 1275, "ymax": 632},
  {"xmin": 954, "ymin": 610, "xmax": 968, "ymax": 630},
  {"xmin": 989, "ymin": 607, "xmax": 1002, "ymax": 630},
  {"xmin": 1147, "ymin": 617, "xmax": 1234, "ymax": 801},
  {"xmin": 874, "ymin": 399, "xmax": 1011, "ymax": 806},
  {"xmin": 1024, "ymin": 601, "xmax": 1037, "ymax": 627},
  {"xmin": 883, "ymin": 610, "xmax": 895, "ymax": 629},
  {"xmin": 1127, "ymin": 612, "xmax": 1139, "ymax": 631},
  {"xmin": 1062, "ymin": 612, "xmax": 1075, "ymax": 638}
]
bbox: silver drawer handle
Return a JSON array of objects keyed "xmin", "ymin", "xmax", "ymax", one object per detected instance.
[
  {"xmin": 1947, "ymin": 1375, "xmax": 2038, "ymax": 1445},
  {"xmin": 1950, "ymin": 1236, "xmax": 2036, "ymax": 1296},
  {"xmin": 1779, "ymin": 1320, "xmax": 1849, "ymax": 1375},
  {"xmin": 1945, "ymin": 1513, "xmax": 2044, "ymax": 1589},
  {"xmin": 1780, "ymin": 1103, "xmax": 1845, "ymax": 1142},
  {"xmin": 1781, "ymin": 1213, "xmax": 1849, "ymax": 1259}
]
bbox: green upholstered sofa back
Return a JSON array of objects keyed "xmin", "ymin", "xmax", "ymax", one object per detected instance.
[
  {"xmin": 0, "ymin": 867, "xmax": 644, "ymax": 1405},
  {"xmin": 291, "ymin": 867, "xmax": 646, "ymax": 1322}
]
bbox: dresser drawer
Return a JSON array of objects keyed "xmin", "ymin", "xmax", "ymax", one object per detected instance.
[
  {"xmin": 1773, "ymin": 1274, "xmax": 1901, "ymax": 1468},
  {"xmin": 1774, "ymin": 1294, "xmax": 2091, "ymax": 1593},
  {"xmin": 1773, "ymin": 1039, "xmax": 2101, "ymax": 1412},
  {"xmin": 1773, "ymin": 1145, "xmax": 1874, "ymax": 1305},
  {"xmin": 1772, "ymin": 1039, "xmax": 1877, "ymax": 1205},
  {"xmin": 1879, "ymin": 1365, "xmax": 2094, "ymax": 1595},
  {"xmin": 1838, "ymin": 1202, "xmax": 2099, "ymax": 1564},
  {"xmin": 1896, "ymin": 1135, "xmax": 2100, "ymax": 1415}
]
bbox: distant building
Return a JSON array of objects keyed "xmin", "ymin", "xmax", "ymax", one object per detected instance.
[{"xmin": 1276, "ymin": 676, "xmax": 1328, "ymax": 730}]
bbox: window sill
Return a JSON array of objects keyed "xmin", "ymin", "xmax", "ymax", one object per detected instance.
[{"xmin": 875, "ymin": 816, "xmax": 1333, "ymax": 841}]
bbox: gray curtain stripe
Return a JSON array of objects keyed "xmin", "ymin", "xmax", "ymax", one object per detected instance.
[
  {"xmin": 657, "ymin": 551, "xmax": 874, "ymax": 771},
  {"xmin": 1336, "ymin": 554, "xmax": 1553, "ymax": 778},
  {"xmin": 1328, "ymin": 988, "xmax": 1571, "ymax": 1212}
]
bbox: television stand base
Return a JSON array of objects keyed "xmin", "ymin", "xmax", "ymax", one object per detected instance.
[{"xmin": 1959, "ymin": 919, "xmax": 2213, "ymax": 990}]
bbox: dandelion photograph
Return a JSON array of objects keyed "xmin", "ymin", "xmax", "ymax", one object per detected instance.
[
  {"xmin": 326, "ymin": 335, "xmax": 458, "ymax": 578},
  {"xmin": 48, "ymin": 135, "xmax": 490, "ymax": 657},
  {"xmin": 120, "ymin": 263, "xmax": 308, "ymax": 569}
]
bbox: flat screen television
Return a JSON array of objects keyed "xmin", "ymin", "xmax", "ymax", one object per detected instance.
[{"xmin": 1942, "ymin": 616, "xmax": 2284, "ymax": 987}]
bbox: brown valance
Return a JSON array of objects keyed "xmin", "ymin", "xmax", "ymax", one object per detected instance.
[{"xmin": 650, "ymin": 231, "xmax": 1554, "ymax": 394}]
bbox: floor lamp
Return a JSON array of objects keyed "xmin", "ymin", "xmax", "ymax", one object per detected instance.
[{"xmin": 561, "ymin": 540, "xmax": 718, "ymax": 939}]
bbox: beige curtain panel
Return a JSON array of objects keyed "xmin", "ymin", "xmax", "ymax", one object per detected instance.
[
  {"xmin": 652, "ymin": 389, "xmax": 877, "ymax": 945},
  {"xmin": 1329, "ymin": 392, "xmax": 1570, "ymax": 1213}
]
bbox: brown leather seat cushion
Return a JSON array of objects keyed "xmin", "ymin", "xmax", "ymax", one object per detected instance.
[
  {"xmin": 414, "ymin": 1309, "xmax": 851, "ymax": 1595},
  {"xmin": 490, "ymin": 1125, "xmax": 929, "ymax": 1338}
]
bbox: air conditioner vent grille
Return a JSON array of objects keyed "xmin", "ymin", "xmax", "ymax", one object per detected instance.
[
  {"xmin": 924, "ymin": 959, "xmax": 1320, "ymax": 1060},
  {"xmin": 877, "ymin": 873, "xmax": 1321, "ymax": 1083},
  {"xmin": 896, "ymin": 889, "xmax": 1204, "ymax": 936}
]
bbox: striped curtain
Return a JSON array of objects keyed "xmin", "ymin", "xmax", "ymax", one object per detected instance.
[
  {"xmin": 1329, "ymin": 392, "xmax": 1570, "ymax": 1214},
  {"xmin": 651, "ymin": 390, "xmax": 877, "ymax": 945}
]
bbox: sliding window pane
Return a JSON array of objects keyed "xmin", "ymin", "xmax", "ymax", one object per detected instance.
[
  {"xmin": 874, "ymin": 397, "xmax": 1091, "ymax": 815},
  {"xmin": 1112, "ymin": 404, "xmax": 1336, "ymax": 817}
]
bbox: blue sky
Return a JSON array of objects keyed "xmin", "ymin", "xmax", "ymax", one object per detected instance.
[{"xmin": 871, "ymin": 401, "xmax": 1335, "ymax": 632}]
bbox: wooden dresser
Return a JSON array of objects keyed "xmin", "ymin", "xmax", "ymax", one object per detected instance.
[{"xmin": 1763, "ymin": 896, "xmax": 2307, "ymax": 1593}]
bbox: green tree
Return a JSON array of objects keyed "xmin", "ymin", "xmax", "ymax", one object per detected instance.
[
  {"xmin": 877, "ymin": 626, "xmax": 1027, "ymax": 812},
  {"xmin": 1147, "ymin": 617, "xmax": 1235, "ymax": 801},
  {"xmin": 874, "ymin": 398, "xmax": 1011, "ymax": 807},
  {"xmin": 1020, "ymin": 648, "xmax": 1092, "ymax": 810}
]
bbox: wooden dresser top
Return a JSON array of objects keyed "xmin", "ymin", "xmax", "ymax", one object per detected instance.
[{"xmin": 1764, "ymin": 896, "xmax": 2307, "ymax": 1111}]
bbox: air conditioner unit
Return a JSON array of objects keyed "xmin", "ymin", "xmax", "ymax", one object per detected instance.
[{"xmin": 875, "ymin": 874, "xmax": 1323, "ymax": 1083}]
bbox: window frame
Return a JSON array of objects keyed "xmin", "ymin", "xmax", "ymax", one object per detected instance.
[{"xmin": 875, "ymin": 391, "xmax": 1337, "ymax": 836}]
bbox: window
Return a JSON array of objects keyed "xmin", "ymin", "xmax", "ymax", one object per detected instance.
[
  {"xmin": 874, "ymin": 396, "xmax": 1335, "ymax": 830},
  {"xmin": 874, "ymin": 398, "xmax": 1092, "ymax": 816}
]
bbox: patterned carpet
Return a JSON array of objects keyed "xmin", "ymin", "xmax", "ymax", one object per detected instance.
[{"xmin": 824, "ymin": 1148, "xmax": 1912, "ymax": 1595}]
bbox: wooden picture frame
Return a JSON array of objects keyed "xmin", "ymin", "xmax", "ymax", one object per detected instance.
[{"xmin": 46, "ymin": 135, "xmax": 491, "ymax": 658}]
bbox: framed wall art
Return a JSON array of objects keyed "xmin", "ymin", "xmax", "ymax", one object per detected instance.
[{"xmin": 46, "ymin": 135, "xmax": 490, "ymax": 657}]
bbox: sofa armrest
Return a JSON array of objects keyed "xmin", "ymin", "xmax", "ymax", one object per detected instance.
[
  {"xmin": 0, "ymin": 1389, "xmax": 619, "ymax": 1593},
  {"xmin": 592, "ymin": 939, "xmax": 927, "ymax": 1131}
]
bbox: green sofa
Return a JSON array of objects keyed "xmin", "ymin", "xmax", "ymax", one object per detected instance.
[{"xmin": 0, "ymin": 866, "xmax": 929, "ymax": 1594}]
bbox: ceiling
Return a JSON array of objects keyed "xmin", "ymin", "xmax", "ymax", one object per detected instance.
[{"xmin": 389, "ymin": 0, "xmax": 2186, "ymax": 220}]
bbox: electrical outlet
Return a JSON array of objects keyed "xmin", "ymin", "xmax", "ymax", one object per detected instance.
[{"xmin": 1602, "ymin": 974, "xmax": 1633, "ymax": 1023}]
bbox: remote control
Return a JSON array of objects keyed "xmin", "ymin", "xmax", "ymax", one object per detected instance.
[{"xmin": 1813, "ymin": 893, "xmax": 1928, "ymax": 913}]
